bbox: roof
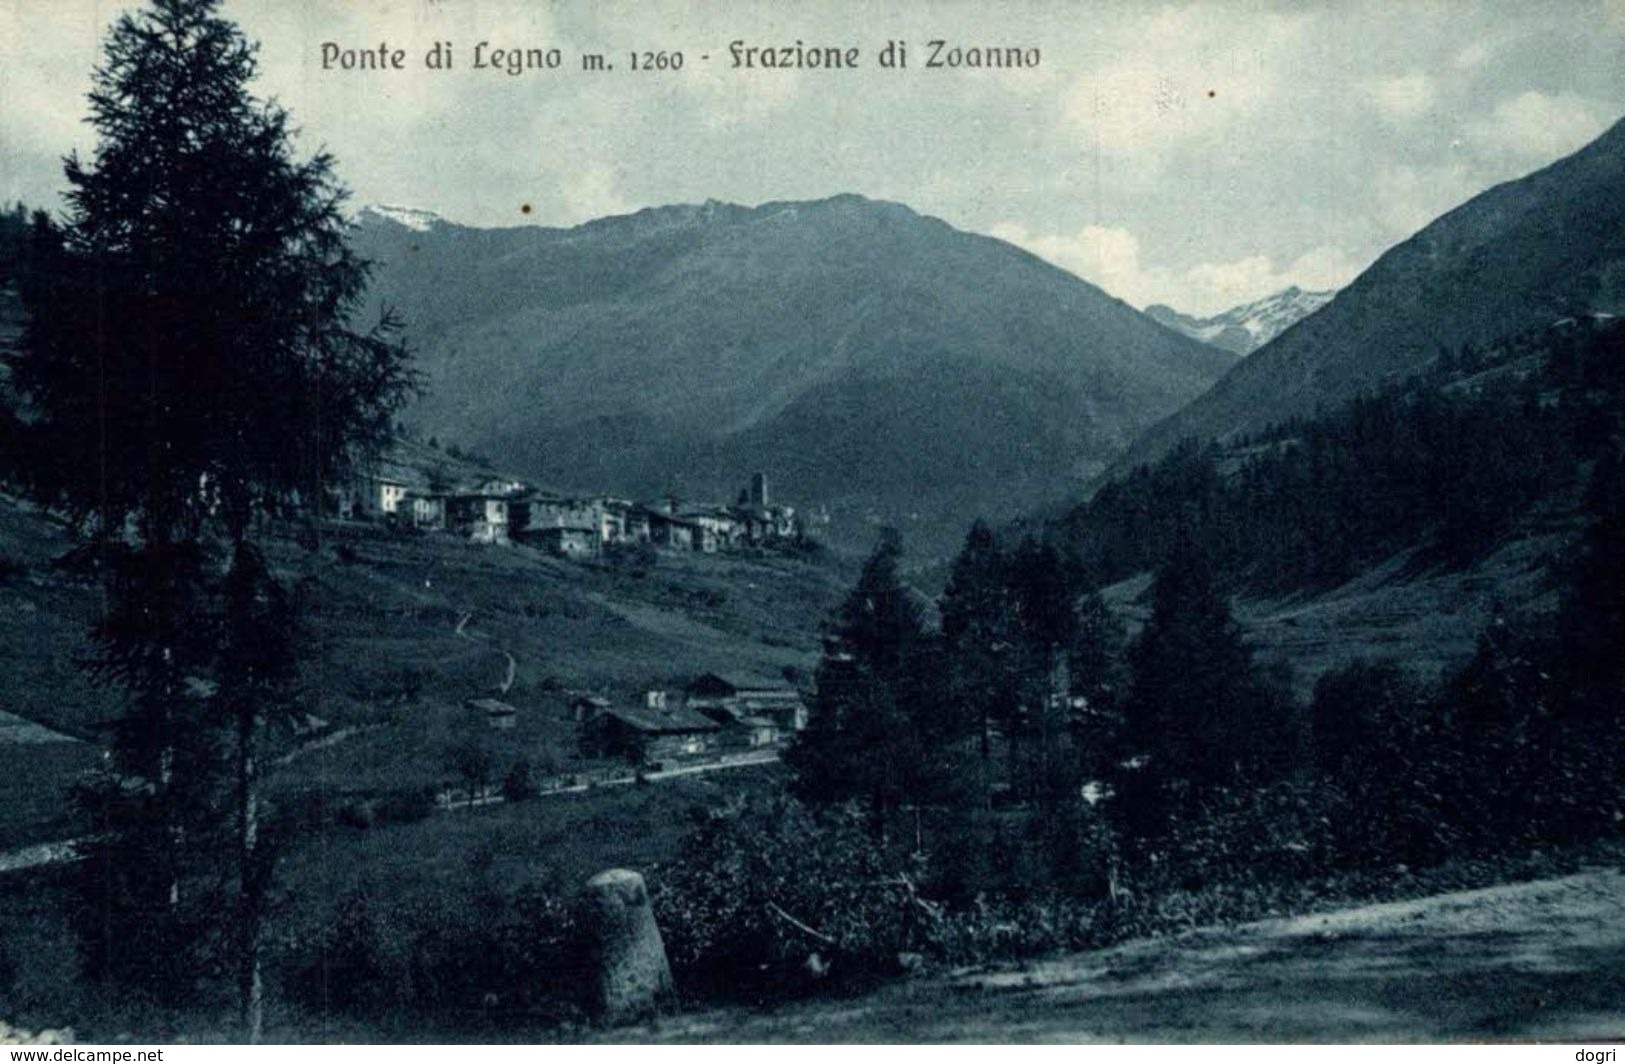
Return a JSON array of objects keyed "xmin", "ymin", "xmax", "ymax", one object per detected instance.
[
  {"xmin": 370, "ymin": 460, "xmax": 432, "ymax": 490},
  {"xmin": 737, "ymin": 692, "xmax": 806, "ymax": 710},
  {"xmin": 648, "ymin": 510, "xmax": 704, "ymax": 530},
  {"xmin": 680, "ymin": 505, "xmax": 741, "ymax": 521},
  {"xmin": 596, "ymin": 701, "xmax": 720, "ymax": 734},
  {"xmin": 688, "ymin": 671, "xmax": 795, "ymax": 695},
  {"xmin": 465, "ymin": 698, "xmax": 517, "ymax": 716}
]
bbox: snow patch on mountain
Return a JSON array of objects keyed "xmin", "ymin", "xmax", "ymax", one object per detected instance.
[
  {"xmin": 358, "ymin": 204, "xmax": 443, "ymax": 232},
  {"xmin": 1146, "ymin": 286, "xmax": 1336, "ymax": 357}
]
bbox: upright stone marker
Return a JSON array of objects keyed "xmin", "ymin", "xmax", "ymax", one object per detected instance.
[{"xmin": 579, "ymin": 868, "xmax": 674, "ymax": 1021}]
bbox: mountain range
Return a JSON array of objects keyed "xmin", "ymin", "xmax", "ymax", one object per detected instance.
[
  {"xmin": 1144, "ymin": 287, "xmax": 1334, "ymax": 357},
  {"xmin": 1119, "ymin": 116, "xmax": 1625, "ymax": 472},
  {"xmin": 350, "ymin": 195, "xmax": 1232, "ymax": 558}
]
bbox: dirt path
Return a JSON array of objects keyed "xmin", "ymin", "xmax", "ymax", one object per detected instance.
[{"xmin": 612, "ymin": 865, "xmax": 1625, "ymax": 1043}]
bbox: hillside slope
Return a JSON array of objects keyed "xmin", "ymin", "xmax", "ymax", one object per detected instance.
[
  {"xmin": 350, "ymin": 195, "xmax": 1232, "ymax": 557},
  {"xmin": 0, "ymin": 493, "xmax": 850, "ymax": 847},
  {"xmin": 1121, "ymin": 116, "xmax": 1625, "ymax": 471}
]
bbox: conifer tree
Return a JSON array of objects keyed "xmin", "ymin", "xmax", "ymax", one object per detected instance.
[
  {"xmin": 787, "ymin": 528, "xmax": 932, "ymax": 835},
  {"xmin": 6, "ymin": 0, "xmax": 413, "ymax": 1036},
  {"xmin": 1119, "ymin": 540, "xmax": 1287, "ymax": 831},
  {"xmin": 939, "ymin": 520, "xmax": 1014, "ymax": 766}
]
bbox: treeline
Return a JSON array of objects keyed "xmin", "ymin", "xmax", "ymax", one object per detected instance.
[{"xmin": 1059, "ymin": 318, "xmax": 1625, "ymax": 594}]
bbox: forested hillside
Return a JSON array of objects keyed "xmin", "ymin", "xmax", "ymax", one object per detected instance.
[{"xmin": 1058, "ymin": 317, "xmax": 1623, "ymax": 597}]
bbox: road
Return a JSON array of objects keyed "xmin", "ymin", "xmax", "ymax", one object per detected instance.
[
  {"xmin": 608, "ymin": 865, "xmax": 1625, "ymax": 1043},
  {"xmin": 438, "ymin": 749, "xmax": 780, "ymax": 808}
]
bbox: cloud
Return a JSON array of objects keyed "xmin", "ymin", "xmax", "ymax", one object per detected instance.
[
  {"xmin": 989, "ymin": 222, "xmax": 1365, "ymax": 315},
  {"xmin": 991, "ymin": 222, "xmax": 1148, "ymax": 297},
  {"xmin": 1059, "ymin": 8, "xmax": 1310, "ymax": 164},
  {"xmin": 558, "ymin": 165, "xmax": 634, "ymax": 223},
  {"xmin": 677, "ymin": 63, "xmax": 807, "ymax": 130},
  {"xmin": 1470, "ymin": 91, "xmax": 1612, "ymax": 159},
  {"xmin": 1366, "ymin": 73, "xmax": 1436, "ymax": 122},
  {"xmin": 1452, "ymin": 41, "xmax": 1493, "ymax": 70},
  {"xmin": 1371, "ymin": 162, "xmax": 1481, "ymax": 238}
]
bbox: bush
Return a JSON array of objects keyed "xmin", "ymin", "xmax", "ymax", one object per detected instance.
[
  {"xmin": 501, "ymin": 760, "xmax": 537, "ymax": 803},
  {"xmin": 653, "ymin": 798, "xmax": 941, "ymax": 1001},
  {"xmin": 291, "ymin": 891, "xmax": 406, "ymax": 1014},
  {"xmin": 604, "ymin": 540, "xmax": 658, "ymax": 570},
  {"xmin": 288, "ymin": 880, "xmax": 584, "ymax": 1025},
  {"xmin": 374, "ymin": 787, "xmax": 436, "ymax": 825},
  {"xmin": 0, "ymin": 555, "xmax": 27, "ymax": 584}
]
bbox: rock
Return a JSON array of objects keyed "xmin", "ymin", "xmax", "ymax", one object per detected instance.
[{"xmin": 578, "ymin": 869, "xmax": 673, "ymax": 1022}]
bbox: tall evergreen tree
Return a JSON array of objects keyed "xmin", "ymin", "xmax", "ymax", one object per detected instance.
[
  {"xmin": 1119, "ymin": 540, "xmax": 1288, "ymax": 831},
  {"xmin": 1068, "ymin": 587, "xmax": 1125, "ymax": 781},
  {"xmin": 6, "ymin": 0, "xmax": 414, "ymax": 1036},
  {"xmin": 939, "ymin": 520, "xmax": 1014, "ymax": 767},
  {"xmin": 1003, "ymin": 537, "xmax": 1082, "ymax": 806},
  {"xmin": 787, "ymin": 528, "xmax": 932, "ymax": 835}
]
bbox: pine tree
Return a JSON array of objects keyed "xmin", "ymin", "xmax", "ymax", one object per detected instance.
[
  {"xmin": 1068, "ymin": 588, "xmax": 1125, "ymax": 782},
  {"xmin": 6, "ymin": 0, "xmax": 414, "ymax": 1036},
  {"xmin": 1002, "ymin": 537, "xmax": 1082, "ymax": 806},
  {"xmin": 939, "ymin": 521, "xmax": 1013, "ymax": 769},
  {"xmin": 1119, "ymin": 540, "xmax": 1288, "ymax": 831},
  {"xmin": 787, "ymin": 528, "xmax": 931, "ymax": 835}
]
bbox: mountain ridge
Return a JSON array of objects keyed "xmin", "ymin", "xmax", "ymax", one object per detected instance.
[{"xmin": 350, "ymin": 192, "xmax": 1234, "ymax": 557}]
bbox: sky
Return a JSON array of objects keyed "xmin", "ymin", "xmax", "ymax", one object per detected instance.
[{"xmin": 2, "ymin": 0, "xmax": 1621, "ymax": 315}]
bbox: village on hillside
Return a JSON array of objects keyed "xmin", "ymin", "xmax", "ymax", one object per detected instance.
[{"xmin": 334, "ymin": 440, "xmax": 812, "ymax": 556}]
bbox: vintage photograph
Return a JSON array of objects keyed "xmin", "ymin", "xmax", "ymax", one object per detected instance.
[{"xmin": 0, "ymin": 0, "xmax": 1621, "ymax": 1046}]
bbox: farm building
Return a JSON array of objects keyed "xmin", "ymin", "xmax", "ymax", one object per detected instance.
[
  {"xmin": 686, "ymin": 673, "xmax": 809, "ymax": 733},
  {"xmin": 465, "ymin": 697, "xmax": 518, "ymax": 731},
  {"xmin": 578, "ymin": 690, "xmax": 721, "ymax": 763}
]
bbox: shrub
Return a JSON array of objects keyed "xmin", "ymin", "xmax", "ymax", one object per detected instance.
[
  {"xmin": 604, "ymin": 540, "xmax": 658, "ymax": 570},
  {"xmin": 291, "ymin": 891, "xmax": 406, "ymax": 1014},
  {"xmin": 653, "ymin": 797, "xmax": 940, "ymax": 1001},
  {"xmin": 501, "ymin": 759, "xmax": 537, "ymax": 803},
  {"xmin": 289, "ymin": 881, "xmax": 584, "ymax": 1025},
  {"xmin": 374, "ymin": 787, "xmax": 436, "ymax": 825},
  {"xmin": 0, "ymin": 555, "xmax": 27, "ymax": 584}
]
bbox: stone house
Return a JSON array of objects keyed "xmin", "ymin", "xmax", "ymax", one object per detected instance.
[
  {"xmin": 532, "ymin": 524, "xmax": 598, "ymax": 557},
  {"xmin": 403, "ymin": 491, "xmax": 447, "ymax": 531},
  {"xmin": 648, "ymin": 511, "xmax": 698, "ymax": 551},
  {"xmin": 621, "ymin": 505, "xmax": 654, "ymax": 543},
  {"xmin": 448, "ymin": 493, "xmax": 510, "ymax": 544},
  {"xmin": 343, "ymin": 461, "xmax": 429, "ymax": 521}
]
